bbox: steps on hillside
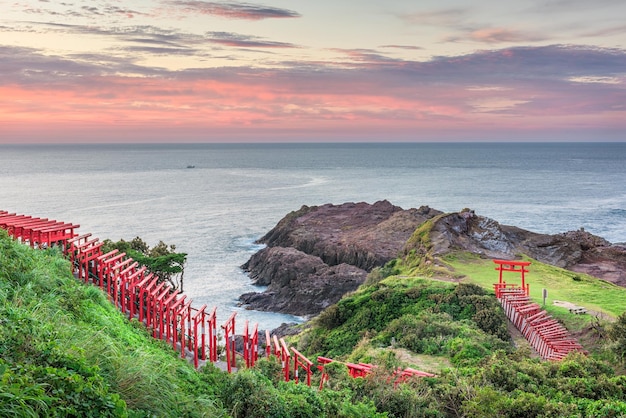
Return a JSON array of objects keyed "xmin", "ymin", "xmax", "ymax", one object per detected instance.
[{"xmin": 497, "ymin": 286, "xmax": 585, "ymax": 360}]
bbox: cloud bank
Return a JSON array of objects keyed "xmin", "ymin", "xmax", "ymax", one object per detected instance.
[
  {"xmin": 1, "ymin": 43, "xmax": 624, "ymax": 142},
  {"xmin": 169, "ymin": 1, "xmax": 301, "ymax": 20}
]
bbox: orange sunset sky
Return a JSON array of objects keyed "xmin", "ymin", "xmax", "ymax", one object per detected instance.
[{"xmin": 1, "ymin": 0, "xmax": 625, "ymax": 143}]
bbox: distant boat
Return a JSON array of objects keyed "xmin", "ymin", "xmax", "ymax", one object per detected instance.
[{"xmin": 186, "ymin": 165, "xmax": 196, "ymax": 169}]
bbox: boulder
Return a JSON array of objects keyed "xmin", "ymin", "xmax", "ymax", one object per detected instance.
[
  {"xmin": 240, "ymin": 246, "xmax": 367, "ymax": 316},
  {"xmin": 257, "ymin": 200, "xmax": 442, "ymax": 270}
]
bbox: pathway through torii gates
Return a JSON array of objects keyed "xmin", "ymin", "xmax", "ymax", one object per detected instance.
[
  {"xmin": 0, "ymin": 210, "xmax": 435, "ymax": 387},
  {"xmin": 493, "ymin": 259, "xmax": 586, "ymax": 360}
]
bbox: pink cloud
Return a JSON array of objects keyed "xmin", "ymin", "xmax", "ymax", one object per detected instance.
[
  {"xmin": 1, "ymin": 44, "xmax": 624, "ymax": 142},
  {"xmin": 169, "ymin": 1, "xmax": 300, "ymax": 20},
  {"xmin": 467, "ymin": 27, "xmax": 548, "ymax": 43}
]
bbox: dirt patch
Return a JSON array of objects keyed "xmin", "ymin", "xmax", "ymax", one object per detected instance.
[
  {"xmin": 553, "ymin": 300, "xmax": 580, "ymax": 310},
  {"xmin": 553, "ymin": 300, "xmax": 612, "ymax": 321},
  {"xmin": 506, "ymin": 319, "xmax": 540, "ymax": 358}
]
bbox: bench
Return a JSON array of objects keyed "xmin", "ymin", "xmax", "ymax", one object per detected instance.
[{"xmin": 569, "ymin": 307, "xmax": 587, "ymax": 315}]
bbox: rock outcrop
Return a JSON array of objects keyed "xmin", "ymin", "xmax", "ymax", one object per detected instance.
[
  {"xmin": 422, "ymin": 210, "xmax": 626, "ymax": 286},
  {"xmin": 240, "ymin": 247, "xmax": 367, "ymax": 316},
  {"xmin": 240, "ymin": 201, "xmax": 626, "ymax": 317},
  {"xmin": 257, "ymin": 200, "xmax": 442, "ymax": 270},
  {"xmin": 240, "ymin": 200, "xmax": 442, "ymax": 316}
]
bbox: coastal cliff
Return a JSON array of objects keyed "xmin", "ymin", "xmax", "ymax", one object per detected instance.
[{"xmin": 240, "ymin": 201, "xmax": 626, "ymax": 317}]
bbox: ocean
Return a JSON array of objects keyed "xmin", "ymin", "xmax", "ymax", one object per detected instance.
[{"xmin": 1, "ymin": 142, "xmax": 625, "ymax": 330}]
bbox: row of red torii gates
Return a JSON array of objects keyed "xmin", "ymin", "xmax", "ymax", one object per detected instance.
[
  {"xmin": 493, "ymin": 259, "xmax": 586, "ymax": 360},
  {"xmin": 0, "ymin": 211, "xmax": 435, "ymax": 387}
]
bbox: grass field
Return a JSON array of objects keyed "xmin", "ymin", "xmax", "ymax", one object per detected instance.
[{"xmin": 440, "ymin": 252, "xmax": 626, "ymax": 322}]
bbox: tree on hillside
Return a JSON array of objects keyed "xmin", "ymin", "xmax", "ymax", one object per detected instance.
[
  {"xmin": 102, "ymin": 237, "xmax": 187, "ymax": 292},
  {"xmin": 608, "ymin": 312, "xmax": 626, "ymax": 362}
]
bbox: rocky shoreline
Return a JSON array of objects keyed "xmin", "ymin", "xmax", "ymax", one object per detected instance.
[{"xmin": 239, "ymin": 200, "xmax": 626, "ymax": 318}]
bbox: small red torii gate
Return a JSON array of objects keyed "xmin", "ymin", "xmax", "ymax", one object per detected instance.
[
  {"xmin": 291, "ymin": 347, "xmax": 313, "ymax": 386},
  {"xmin": 242, "ymin": 320, "xmax": 259, "ymax": 368},
  {"xmin": 493, "ymin": 259, "xmax": 531, "ymax": 297},
  {"xmin": 221, "ymin": 312, "xmax": 237, "ymax": 373}
]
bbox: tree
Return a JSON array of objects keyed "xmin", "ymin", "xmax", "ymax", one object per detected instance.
[
  {"xmin": 608, "ymin": 312, "xmax": 626, "ymax": 362},
  {"xmin": 101, "ymin": 237, "xmax": 187, "ymax": 292}
]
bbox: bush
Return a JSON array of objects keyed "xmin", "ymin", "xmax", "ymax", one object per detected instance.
[
  {"xmin": 222, "ymin": 370, "xmax": 287, "ymax": 417},
  {"xmin": 608, "ymin": 312, "xmax": 626, "ymax": 362}
]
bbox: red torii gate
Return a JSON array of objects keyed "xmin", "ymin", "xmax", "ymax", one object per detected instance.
[
  {"xmin": 207, "ymin": 307, "xmax": 218, "ymax": 363},
  {"xmin": 221, "ymin": 312, "xmax": 237, "ymax": 373},
  {"xmin": 0, "ymin": 213, "xmax": 79, "ymax": 249},
  {"xmin": 279, "ymin": 338, "xmax": 291, "ymax": 382},
  {"xmin": 98, "ymin": 250, "xmax": 126, "ymax": 296},
  {"xmin": 74, "ymin": 237, "xmax": 103, "ymax": 282},
  {"xmin": 265, "ymin": 332, "xmax": 314, "ymax": 385},
  {"xmin": 267, "ymin": 333, "xmax": 292, "ymax": 382},
  {"xmin": 242, "ymin": 320, "xmax": 259, "ymax": 368},
  {"xmin": 493, "ymin": 259, "xmax": 531, "ymax": 297},
  {"xmin": 34, "ymin": 222, "xmax": 79, "ymax": 249},
  {"xmin": 67, "ymin": 233, "xmax": 93, "ymax": 266},
  {"xmin": 0, "ymin": 211, "xmax": 225, "ymax": 371},
  {"xmin": 291, "ymin": 347, "xmax": 313, "ymax": 386}
]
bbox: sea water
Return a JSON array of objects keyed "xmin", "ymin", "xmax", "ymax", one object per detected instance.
[{"xmin": 1, "ymin": 142, "xmax": 625, "ymax": 330}]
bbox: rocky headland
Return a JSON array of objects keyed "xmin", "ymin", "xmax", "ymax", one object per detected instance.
[{"xmin": 239, "ymin": 200, "xmax": 626, "ymax": 317}]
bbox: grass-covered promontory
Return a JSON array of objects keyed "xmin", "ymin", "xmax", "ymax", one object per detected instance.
[
  {"xmin": 290, "ymin": 247, "xmax": 626, "ymax": 416},
  {"xmin": 3, "ymin": 228, "xmax": 626, "ymax": 417}
]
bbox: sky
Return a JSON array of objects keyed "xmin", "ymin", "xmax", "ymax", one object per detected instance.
[{"xmin": 1, "ymin": 0, "xmax": 625, "ymax": 143}]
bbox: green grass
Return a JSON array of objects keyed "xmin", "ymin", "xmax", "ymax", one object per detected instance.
[
  {"xmin": 441, "ymin": 252, "xmax": 626, "ymax": 320},
  {"xmin": 0, "ymin": 231, "xmax": 228, "ymax": 417},
  {"xmin": 0, "ymin": 230, "xmax": 390, "ymax": 418}
]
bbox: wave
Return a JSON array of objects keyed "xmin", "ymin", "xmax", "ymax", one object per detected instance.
[
  {"xmin": 66, "ymin": 196, "xmax": 170, "ymax": 213},
  {"xmin": 269, "ymin": 176, "xmax": 329, "ymax": 191}
]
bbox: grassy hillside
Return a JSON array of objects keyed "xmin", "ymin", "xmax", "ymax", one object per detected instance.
[
  {"xmin": 296, "ymin": 277, "xmax": 511, "ymax": 367},
  {"xmin": 443, "ymin": 253, "xmax": 626, "ymax": 331},
  {"xmin": 289, "ymin": 243, "xmax": 626, "ymax": 417},
  {"xmin": 3, "ymin": 228, "xmax": 626, "ymax": 417},
  {"xmin": 0, "ymin": 231, "xmax": 386, "ymax": 417},
  {"xmin": 0, "ymin": 230, "xmax": 229, "ymax": 417}
]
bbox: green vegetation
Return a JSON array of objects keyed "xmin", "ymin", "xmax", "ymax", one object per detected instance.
[
  {"xmin": 299, "ymin": 278, "xmax": 510, "ymax": 366},
  {"xmin": 3, "ymin": 226, "xmax": 626, "ymax": 417},
  {"xmin": 442, "ymin": 251, "xmax": 626, "ymax": 319},
  {"xmin": 102, "ymin": 237, "xmax": 187, "ymax": 292},
  {"xmin": 0, "ymin": 231, "xmax": 385, "ymax": 417},
  {"xmin": 290, "ymin": 247, "xmax": 626, "ymax": 417}
]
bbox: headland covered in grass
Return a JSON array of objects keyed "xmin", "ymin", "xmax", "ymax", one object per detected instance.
[
  {"xmin": 3, "ymin": 221, "xmax": 626, "ymax": 416},
  {"xmin": 443, "ymin": 252, "xmax": 625, "ymax": 322}
]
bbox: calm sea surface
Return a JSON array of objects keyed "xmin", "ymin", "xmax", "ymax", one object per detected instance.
[{"xmin": 1, "ymin": 142, "xmax": 625, "ymax": 330}]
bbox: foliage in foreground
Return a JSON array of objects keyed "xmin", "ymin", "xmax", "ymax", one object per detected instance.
[
  {"xmin": 3, "ymin": 229, "xmax": 626, "ymax": 417},
  {"xmin": 299, "ymin": 276, "xmax": 511, "ymax": 365},
  {"xmin": 0, "ymin": 231, "xmax": 385, "ymax": 417}
]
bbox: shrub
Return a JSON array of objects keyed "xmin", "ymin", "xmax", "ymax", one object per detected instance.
[
  {"xmin": 608, "ymin": 312, "xmax": 626, "ymax": 362},
  {"xmin": 221, "ymin": 369, "xmax": 287, "ymax": 417}
]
